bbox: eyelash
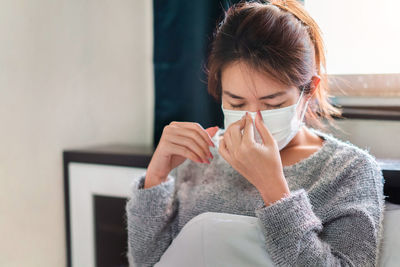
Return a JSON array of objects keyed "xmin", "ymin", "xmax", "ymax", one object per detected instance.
[{"xmin": 230, "ymin": 103, "xmax": 283, "ymax": 109}]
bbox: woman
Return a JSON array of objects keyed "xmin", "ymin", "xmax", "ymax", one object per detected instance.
[{"xmin": 126, "ymin": 0, "xmax": 386, "ymax": 266}]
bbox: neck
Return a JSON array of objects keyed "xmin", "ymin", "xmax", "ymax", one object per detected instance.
[{"xmin": 280, "ymin": 126, "xmax": 307, "ymax": 152}]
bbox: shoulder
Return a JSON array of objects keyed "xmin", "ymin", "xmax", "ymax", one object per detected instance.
[
  {"xmin": 308, "ymin": 129, "xmax": 385, "ymax": 212},
  {"xmin": 310, "ymin": 127, "xmax": 381, "ymax": 173},
  {"xmin": 308, "ymin": 128, "xmax": 384, "ymax": 194}
]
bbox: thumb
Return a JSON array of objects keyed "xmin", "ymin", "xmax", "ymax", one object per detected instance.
[
  {"xmin": 255, "ymin": 110, "xmax": 274, "ymax": 144},
  {"xmin": 205, "ymin": 126, "xmax": 219, "ymax": 138},
  {"xmin": 243, "ymin": 112, "xmax": 254, "ymax": 142}
]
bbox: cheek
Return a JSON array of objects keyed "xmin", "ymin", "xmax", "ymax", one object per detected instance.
[{"xmin": 221, "ymin": 99, "xmax": 227, "ymax": 109}]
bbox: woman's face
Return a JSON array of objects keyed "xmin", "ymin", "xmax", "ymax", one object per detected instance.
[{"xmin": 221, "ymin": 61, "xmax": 303, "ymax": 112}]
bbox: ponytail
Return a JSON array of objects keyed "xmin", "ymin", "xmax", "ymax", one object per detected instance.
[{"xmin": 269, "ymin": 0, "xmax": 343, "ymax": 130}]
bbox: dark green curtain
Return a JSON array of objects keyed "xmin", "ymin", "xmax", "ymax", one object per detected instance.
[{"xmin": 152, "ymin": 0, "xmax": 241, "ymax": 149}]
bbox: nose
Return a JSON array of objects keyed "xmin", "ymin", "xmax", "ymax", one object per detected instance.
[
  {"xmin": 247, "ymin": 105, "xmax": 263, "ymax": 113},
  {"xmin": 248, "ymin": 108, "xmax": 261, "ymax": 113}
]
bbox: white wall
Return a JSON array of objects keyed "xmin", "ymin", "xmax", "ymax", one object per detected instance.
[
  {"xmin": 331, "ymin": 119, "xmax": 400, "ymax": 159},
  {"xmin": 0, "ymin": 0, "xmax": 153, "ymax": 266}
]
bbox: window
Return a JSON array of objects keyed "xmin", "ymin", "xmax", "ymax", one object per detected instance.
[{"xmin": 305, "ymin": 0, "xmax": 400, "ymax": 119}]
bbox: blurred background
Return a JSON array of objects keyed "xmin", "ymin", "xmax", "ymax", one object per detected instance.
[{"xmin": 0, "ymin": 0, "xmax": 399, "ymax": 266}]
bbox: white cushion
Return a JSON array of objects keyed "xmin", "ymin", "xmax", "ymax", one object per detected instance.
[
  {"xmin": 155, "ymin": 212, "xmax": 275, "ymax": 267},
  {"xmin": 155, "ymin": 201, "xmax": 400, "ymax": 267}
]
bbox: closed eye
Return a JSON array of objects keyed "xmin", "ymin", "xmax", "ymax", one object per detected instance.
[{"xmin": 230, "ymin": 103, "xmax": 283, "ymax": 109}]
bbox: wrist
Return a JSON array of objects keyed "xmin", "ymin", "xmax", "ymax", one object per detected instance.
[
  {"xmin": 261, "ymin": 190, "xmax": 291, "ymax": 207},
  {"xmin": 146, "ymin": 165, "xmax": 168, "ymax": 182},
  {"xmin": 258, "ymin": 180, "xmax": 290, "ymax": 207},
  {"xmin": 144, "ymin": 171, "xmax": 167, "ymax": 189}
]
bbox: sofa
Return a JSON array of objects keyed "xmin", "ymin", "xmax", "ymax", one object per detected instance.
[{"xmin": 155, "ymin": 201, "xmax": 400, "ymax": 267}]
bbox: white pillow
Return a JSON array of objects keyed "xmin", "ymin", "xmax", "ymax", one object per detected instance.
[
  {"xmin": 155, "ymin": 212, "xmax": 275, "ymax": 267},
  {"xmin": 155, "ymin": 202, "xmax": 400, "ymax": 267}
]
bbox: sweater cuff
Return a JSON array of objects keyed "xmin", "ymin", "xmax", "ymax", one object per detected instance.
[
  {"xmin": 127, "ymin": 171, "xmax": 176, "ymax": 217},
  {"xmin": 254, "ymin": 188, "xmax": 322, "ymax": 242}
]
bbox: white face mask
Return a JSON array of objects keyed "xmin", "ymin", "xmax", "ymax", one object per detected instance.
[{"xmin": 221, "ymin": 89, "xmax": 310, "ymax": 150}]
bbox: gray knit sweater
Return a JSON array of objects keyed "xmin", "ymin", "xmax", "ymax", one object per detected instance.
[{"xmin": 125, "ymin": 127, "xmax": 386, "ymax": 267}]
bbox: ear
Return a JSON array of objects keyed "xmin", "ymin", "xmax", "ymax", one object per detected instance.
[{"xmin": 308, "ymin": 75, "xmax": 320, "ymax": 98}]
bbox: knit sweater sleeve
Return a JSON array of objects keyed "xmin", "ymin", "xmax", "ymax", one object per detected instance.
[
  {"xmin": 254, "ymin": 153, "xmax": 386, "ymax": 267},
  {"xmin": 125, "ymin": 168, "xmax": 179, "ymax": 267}
]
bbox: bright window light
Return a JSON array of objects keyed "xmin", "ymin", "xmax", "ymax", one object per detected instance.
[{"xmin": 305, "ymin": 0, "xmax": 400, "ymax": 75}]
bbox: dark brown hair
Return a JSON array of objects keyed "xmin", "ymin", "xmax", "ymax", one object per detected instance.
[{"xmin": 205, "ymin": 0, "xmax": 343, "ymax": 131}]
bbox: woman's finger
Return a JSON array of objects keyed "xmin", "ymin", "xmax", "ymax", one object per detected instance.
[
  {"xmin": 218, "ymin": 137, "xmax": 231, "ymax": 163},
  {"xmin": 173, "ymin": 121, "xmax": 214, "ymax": 147},
  {"xmin": 164, "ymin": 141, "xmax": 204, "ymax": 163},
  {"xmin": 205, "ymin": 126, "xmax": 219, "ymax": 139},
  {"xmin": 229, "ymin": 115, "xmax": 246, "ymax": 148},
  {"xmin": 169, "ymin": 123, "xmax": 212, "ymax": 159},
  {"xmin": 165, "ymin": 134, "xmax": 210, "ymax": 162},
  {"xmin": 255, "ymin": 110, "xmax": 274, "ymax": 145},
  {"xmin": 223, "ymin": 130, "xmax": 233, "ymax": 154},
  {"xmin": 242, "ymin": 112, "xmax": 255, "ymax": 143}
]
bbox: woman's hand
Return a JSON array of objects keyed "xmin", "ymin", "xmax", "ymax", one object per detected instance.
[
  {"xmin": 219, "ymin": 111, "xmax": 290, "ymax": 206},
  {"xmin": 145, "ymin": 122, "xmax": 219, "ymax": 188}
]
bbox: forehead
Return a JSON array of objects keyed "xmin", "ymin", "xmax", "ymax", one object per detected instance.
[{"xmin": 221, "ymin": 61, "xmax": 293, "ymax": 98}]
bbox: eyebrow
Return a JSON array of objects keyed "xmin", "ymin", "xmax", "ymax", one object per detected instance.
[{"xmin": 222, "ymin": 90, "xmax": 286, "ymax": 100}]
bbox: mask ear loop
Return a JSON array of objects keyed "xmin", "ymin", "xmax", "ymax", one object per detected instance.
[
  {"xmin": 297, "ymin": 86, "xmax": 310, "ymax": 127},
  {"xmin": 296, "ymin": 87, "xmax": 305, "ymax": 106}
]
